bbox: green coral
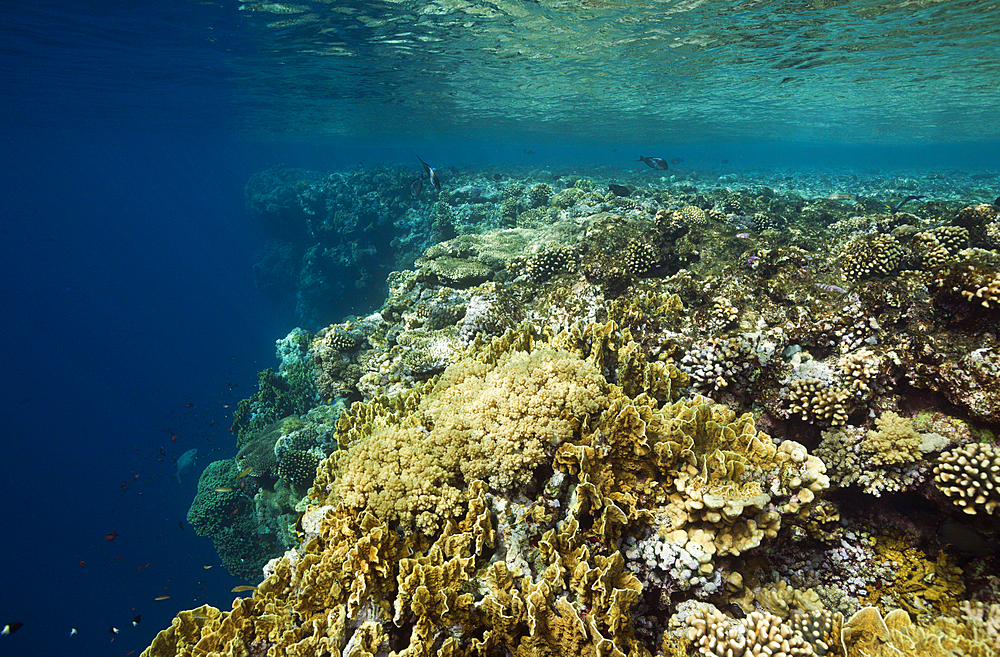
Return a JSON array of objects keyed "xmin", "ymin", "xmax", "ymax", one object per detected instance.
[
  {"xmin": 235, "ymin": 416, "xmax": 291, "ymax": 477},
  {"xmin": 431, "ymin": 201, "xmax": 456, "ymax": 242},
  {"xmin": 528, "ymin": 183, "xmax": 553, "ymax": 208},
  {"xmin": 551, "ymin": 187, "xmax": 584, "ymax": 209},
  {"xmin": 186, "ymin": 459, "xmax": 280, "ymax": 580},
  {"xmin": 231, "ymin": 367, "xmax": 318, "ymax": 446}
]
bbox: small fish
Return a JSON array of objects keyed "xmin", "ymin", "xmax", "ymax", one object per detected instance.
[
  {"xmin": 735, "ymin": 232, "xmax": 750, "ymax": 239},
  {"xmin": 154, "ymin": 596, "xmax": 170, "ymax": 601},
  {"xmin": 416, "ymin": 155, "xmax": 441, "ymax": 190},
  {"xmin": 79, "ymin": 561, "xmax": 85, "ymax": 567},
  {"xmin": 409, "ymin": 176, "xmax": 423, "ymax": 198},
  {"xmin": 231, "ymin": 585, "xmax": 256, "ymax": 593},
  {"xmin": 816, "ymin": 283, "xmax": 848, "ymax": 294},
  {"xmin": 826, "ymin": 192, "xmax": 856, "ymax": 201},
  {"xmin": 607, "ymin": 184, "xmax": 631, "ymax": 197},
  {"xmin": 203, "ymin": 564, "xmax": 213, "ymax": 569},
  {"xmin": 214, "ymin": 487, "xmax": 233, "ymax": 493},
  {"xmin": 132, "ymin": 615, "xmax": 141, "ymax": 627},
  {"xmin": 69, "ymin": 628, "xmax": 77, "ymax": 636},
  {"xmin": 191, "ymin": 613, "xmax": 212, "ymax": 620},
  {"xmin": 236, "ymin": 466, "xmax": 254, "ymax": 480},
  {"xmin": 109, "ymin": 627, "xmax": 119, "ymax": 635},
  {"xmin": 670, "ymin": 157, "xmax": 684, "ymax": 165},
  {"xmin": 179, "ymin": 520, "xmax": 185, "ymax": 531},
  {"xmin": 746, "ymin": 256, "xmax": 761, "ymax": 266},
  {"xmin": 523, "ymin": 149, "xmax": 534, "ymax": 155},
  {"xmin": 105, "ymin": 530, "xmax": 119, "ymax": 542},
  {"xmin": 891, "ymin": 194, "xmax": 926, "ymax": 212},
  {"xmin": 2, "ymin": 622, "xmax": 23, "ymax": 635},
  {"xmin": 637, "ymin": 155, "xmax": 669, "ymax": 170},
  {"xmin": 994, "ymin": 195, "xmax": 1000, "ymax": 207}
]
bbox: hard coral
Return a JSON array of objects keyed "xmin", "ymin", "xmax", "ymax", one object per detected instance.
[
  {"xmin": 933, "ymin": 442, "xmax": 1000, "ymax": 515},
  {"xmin": 318, "ymin": 342, "xmax": 609, "ymax": 534}
]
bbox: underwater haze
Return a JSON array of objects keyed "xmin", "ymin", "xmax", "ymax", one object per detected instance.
[{"xmin": 2, "ymin": 0, "xmax": 1000, "ymax": 656}]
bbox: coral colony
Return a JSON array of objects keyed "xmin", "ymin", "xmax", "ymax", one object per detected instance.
[{"xmin": 145, "ymin": 165, "xmax": 1000, "ymax": 656}]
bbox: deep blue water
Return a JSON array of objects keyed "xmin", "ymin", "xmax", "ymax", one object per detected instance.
[{"xmin": 2, "ymin": 0, "xmax": 999, "ymax": 655}]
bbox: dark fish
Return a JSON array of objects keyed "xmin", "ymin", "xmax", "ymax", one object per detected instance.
[
  {"xmin": 938, "ymin": 521, "xmax": 998, "ymax": 556},
  {"xmin": 105, "ymin": 530, "xmax": 118, "ymax": 542},
  {"xmin": 993, "ymin": 195, "xmax": 999, "ymax": 207},
  {"xmin": 132, "ymin": 615, "xmax": 141, "ymax": 627},
  {"xmin": 637, "ymin": 155, "xmax": 669, "ymax": 170},
  {"xmin": 2, "ymin": 622, "xmax": 23, "ymax": 635},
  {"xmin": 523, "ymin": 149, "xmax": 534, "ymax": 155},
  {"xmin": 608, "ymin": 184, "xmax": 631, "ymax": 197},
  {"xmin": 416, "ymin": 155, "xmax": 441, "ymax": 190},
  {"xmin": 891, "ymin": 194, "xmax": 926, "ymax": 212},
  {"xmin": 670, "ymin": 157, "xmax": 684, "ymax": 165},
  {"xmin": 409, "ymin": 176, "xmax": 423, "ymax": 198}
]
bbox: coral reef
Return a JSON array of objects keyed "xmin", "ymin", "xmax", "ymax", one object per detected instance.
[{"xmin": 148, "ymin": 165, "xmax": 1000, "ymax": 657}]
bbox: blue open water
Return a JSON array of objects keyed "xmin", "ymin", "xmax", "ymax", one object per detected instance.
[{"xmin": 2, "ymin": 0, "xmax": 999, "ymax": 654}]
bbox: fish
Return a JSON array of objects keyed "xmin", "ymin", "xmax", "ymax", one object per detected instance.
[
  {"xmin": 2, "ymin": 622, "xmax": 23, "ymax": 635},
  {"xmin": 670, "ymin": 157, "xmax": 684, "ymax": 165},
  {"xmin": 826, "ymin": 192, "xmax": 856, "ymax": 201},
  {"xmin": 214, "ymin": 487, "xmax": 233, "ymax": 493},
  {"xmin": 637, "ymin": 155, "xmax": 669, "ymax": 170},
  {"xmin": 409, "ymin": 176, "xmax": 423, "ymax": 198},
  {"xmin": 735, "ymin": 233, "xmax": 750, "ymax": 239},
  {"xmin": 203, "ymin": 564, "xmax": 213, "ymax": 569},
  {"xmin": 816, "ymin": 283, "xmax": 848, "ymax": 294},
  {"xmin": 69, "ymin": 628, "xmax": 77, "ymax": 636},
  {"xmin": 175, "ymin": 448, "xmax": 198, "ymax": 482},
  {"xmin": 236, "ymin": 466, "xmax": 254, "ymax": 480},
  {"xmin": 891, "ymin": 194, "xmax": 926, "ymax": 212},
  {"xmin": 109, "ymin": 627, "xmax": 119, "ymax": 635},
  {"xmin": 154, "ymin": 596, "xmax": 170, "ymax": 601},
  {"xmin": 416, "ymin": 156, "xmax": 441, "ymax": 190},
  {"xmin": 994, "ymin": 196, "xmax": 1000, "ymax": 206},
  {"xmin": 132, "ymin": 615, "xmax": 141, "ymax": 627},
  {"xmin": 607, "ymin": 184, "xmax": 631, "ymax": 197},
  {"xmin": 231, "ymin": 585, "xmax": 256, "ymax": 592},
  {"xmin": 938, "ymin": 521, "xmax": 998, "ymax": 556},
  {"xmin": 523, "ymin": 149, "xmax": 534, "ymax": 155},
  {"xmin": 105, "ymin": 530, "xmax": 119, "ymax": 542}
]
